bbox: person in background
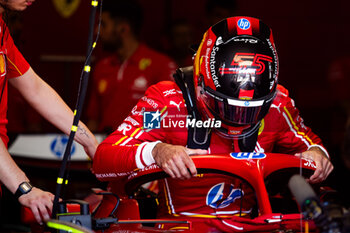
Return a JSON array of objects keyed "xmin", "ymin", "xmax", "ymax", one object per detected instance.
[
  {"xmin": 0, "ymin": 0, "xmax": 98, "ymax": 224},
  {"xmin": 163, "ymin": 0, "xmax": 237, "ymax": 69},
  {"xmin": 86, "ymin": 0, "xmax": 176, "ymax": 134},
  {"xmin": 164, "ymin": 19, "xmax": 194, "ymax": 67}
]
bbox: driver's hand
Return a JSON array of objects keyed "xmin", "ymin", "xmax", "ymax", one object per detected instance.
[
  {"xmin": 152, "ymin": 143, "xmax": 207, "ymax": 179},
  {"xmin": 18, "ymin": 187, "xmax": 54, "ymax": 225},
  {"xmin": 295, "ymin": 147, "xmax": 333, "ymax": 183}
]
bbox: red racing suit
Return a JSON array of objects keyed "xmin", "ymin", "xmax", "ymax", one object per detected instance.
[{"xmin": 93, "ymin": 81, "xmax": 329, "ymax": 220}]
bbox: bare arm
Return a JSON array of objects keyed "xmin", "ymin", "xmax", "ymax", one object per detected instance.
[
  {"xmin": 9, "ymin": 68, "xmax": 98, "ymax": 158},
  {"xmin": 0, "ymin": 139, "xmax": 53, "ymax": 224}
]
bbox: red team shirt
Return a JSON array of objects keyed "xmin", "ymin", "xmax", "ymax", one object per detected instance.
[
  {"xmin": 86, "ymin": 43, "xmax": 176, "ymax": 132},
  {"xmin": 93, "ymin": 81, "xmax": 329, "ymax": 219},
  {"xmin": 0, "ymin": 18, "xmax": 30, "ymax": 146},
  {"xmin": 0, "ymin": 17, "xmax": 30, "ymax": 194}
]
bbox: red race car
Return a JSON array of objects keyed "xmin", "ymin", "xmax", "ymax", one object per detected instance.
[{"xmin": 23, "ymin": 152, "xmax": 321, "ymax": 232}]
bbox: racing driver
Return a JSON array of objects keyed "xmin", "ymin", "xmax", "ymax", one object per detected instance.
[{"xmin": 92, "ymin": 17, "xmax": 333, "ymax": 232}]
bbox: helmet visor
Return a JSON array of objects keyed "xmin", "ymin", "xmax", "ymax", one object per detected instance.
[{"xmin": 201, "ymin": 86, "xmax": 275, "ymax": 125}]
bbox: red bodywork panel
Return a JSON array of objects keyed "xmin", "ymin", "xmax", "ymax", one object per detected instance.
[{"xmin": 22, "ymin": 153, "xmax": 318, "ymax": 232}]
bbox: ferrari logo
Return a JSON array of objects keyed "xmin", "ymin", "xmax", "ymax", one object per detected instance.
[
  {"xmin": 52, "ymin": 0, "xmax": 81, "ymax": 18},
  {"xmin": 139, "ymin": 58, "xmax": 152, "ymax": 70},
  {"xmin": 98, "ymin": 79, "xmax": 107, "ymax": 94},
  {"xmin": 258, "ymin": 119, "xmax": 264, "ymax": 135}
]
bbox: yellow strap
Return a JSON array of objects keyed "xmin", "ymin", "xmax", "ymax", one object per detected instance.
[{"xmin": 57, "ymin": 177, "xmax": 64, "ymax": 184}]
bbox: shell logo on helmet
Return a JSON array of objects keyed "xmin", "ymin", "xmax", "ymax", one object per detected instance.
[{"xmin": 215, "ymin": 36, "xmax": 224, "ymax": 46}]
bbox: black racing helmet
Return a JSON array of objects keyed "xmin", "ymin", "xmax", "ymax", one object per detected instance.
[{"xmin": 193, "ymin": 16, "xmax": 279, "ymax": 139}]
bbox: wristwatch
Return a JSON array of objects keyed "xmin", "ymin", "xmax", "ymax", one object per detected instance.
[{"xmin": 14, "ymin": 182, "xmax": 33, "ymax": 199}]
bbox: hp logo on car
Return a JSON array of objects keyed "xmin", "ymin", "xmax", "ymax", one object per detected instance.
[{"xmin": 230, "ymin": 152, "xmax": 266, "ymax": 160}]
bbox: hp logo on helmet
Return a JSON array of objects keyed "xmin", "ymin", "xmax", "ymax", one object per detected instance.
[{"xmin": 237, "ymin": 18, "xmax": 250, "ymax": 30}]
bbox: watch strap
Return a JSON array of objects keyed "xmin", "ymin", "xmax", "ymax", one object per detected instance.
[{"xmin": 14, "ymin": 182, "xmax": 33, "ymax": 199}]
